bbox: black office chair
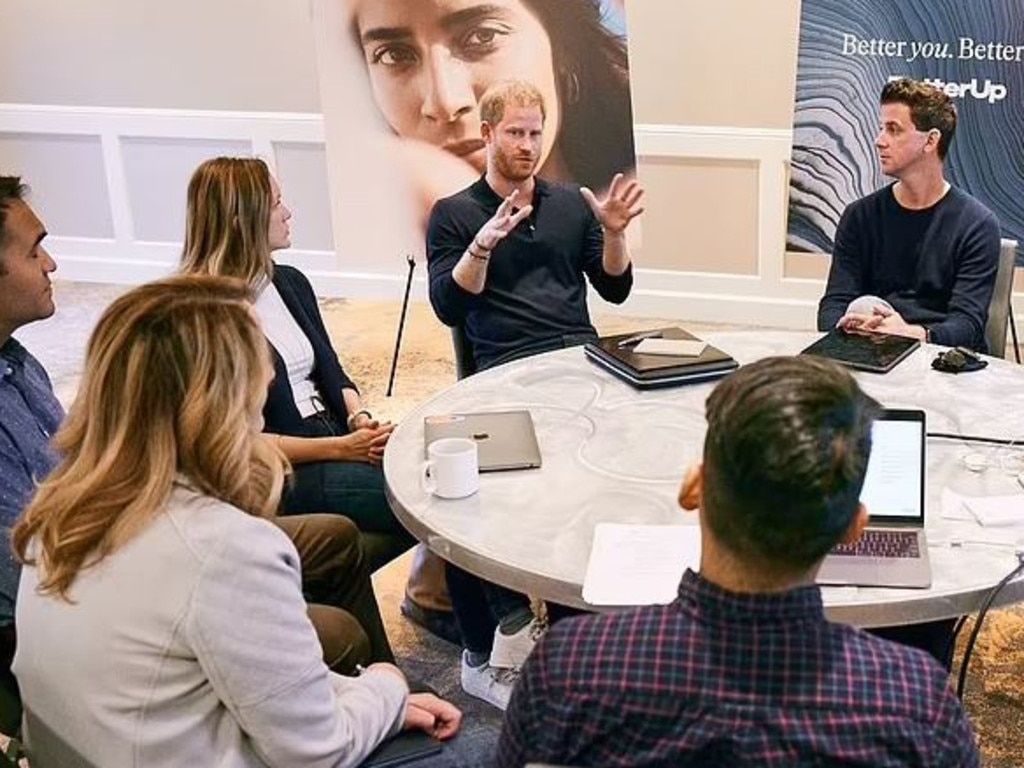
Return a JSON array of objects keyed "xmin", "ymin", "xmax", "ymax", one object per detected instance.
[{"xmin": 450, "ymin": 325, "xmax": 478, "ymax": 380}]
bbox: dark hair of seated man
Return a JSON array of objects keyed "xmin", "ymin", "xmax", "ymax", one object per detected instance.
[{"xmin": 700, "ymin": 355, "xmax": 879, "ymax": 584}]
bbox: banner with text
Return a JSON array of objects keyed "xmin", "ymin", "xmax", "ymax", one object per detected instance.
[{"xmin": 788, "ymin": 0, "xmax": 1024, "ymax": 256}]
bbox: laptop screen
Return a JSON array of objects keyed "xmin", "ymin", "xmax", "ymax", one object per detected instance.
[{"xmin": 859, "ymin": 410, "xmax": 926, "ymax": 522}]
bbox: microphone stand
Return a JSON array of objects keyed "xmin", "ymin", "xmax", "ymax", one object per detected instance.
[{"xmin": 386, "ymin": 255, "xmax": 416, "ymax": 397}]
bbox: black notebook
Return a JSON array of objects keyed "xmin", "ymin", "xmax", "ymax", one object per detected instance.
[
  {"xmin": 362, "ymin": 731, "xmax": 442, "ymax": 768},
  {"xmin": 584, "ymin": 327, "xmax": 739, "ymax": 389},
  {"xmin": 801, "ymin": 328, "xmax": 920, "ymax": 373}
]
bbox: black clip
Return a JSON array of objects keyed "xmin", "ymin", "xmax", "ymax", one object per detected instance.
[{"xmin": 932, "ymin": 346, "xmax": 987, "ymax": 374}]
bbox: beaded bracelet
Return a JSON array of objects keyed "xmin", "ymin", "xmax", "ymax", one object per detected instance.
[{"xmin": 346, "ymin": 409, "xmax": 373, "ymax": 430}]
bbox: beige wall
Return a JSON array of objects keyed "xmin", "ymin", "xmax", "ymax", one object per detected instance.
[
  {"xmin": 0, "ymin": 0, "xmax": 801, "ymax": 120},
  {"xmin": 629, "ymin": 1, "xmax": 801, "ymax": 128},
  {"xmin": 0, "ymin": 0, "xmax": 320, "ymax": 112},
  {"xmin": 627, "ymin": 1, "xmax": 802, "ymax": 277}
]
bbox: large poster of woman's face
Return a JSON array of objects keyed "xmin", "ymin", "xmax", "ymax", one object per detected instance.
[{"xmin": 313, "ymin": 0, "xmax": 636, "ymax": 269}]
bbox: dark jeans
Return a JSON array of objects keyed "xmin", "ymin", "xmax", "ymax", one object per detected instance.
[
  {"xmin": 278, "ymin": 413, "xmax": 415, "ymax": 560},
  {"xmin": 275, "ymin": 514, "xmax": 394, "ymax": 671},
  {"xmin": 444, "ymin": 563, "xmax": 533, "ymax": 654},
  {"xmin": 1, "ymin": 626, "xmax": 19, "ymax": 734}
]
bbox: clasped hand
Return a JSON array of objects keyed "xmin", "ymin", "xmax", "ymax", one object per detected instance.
[
  {"xmin": 344, "ymin": 423, "xmax": 394, "ymax": 466},
  {"xmin": 837, "ymin": 305, "xmax": 926, "ymax": 341}
]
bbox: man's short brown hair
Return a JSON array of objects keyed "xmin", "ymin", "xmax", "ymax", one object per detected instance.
[
  {"xmin": 881, "ymin": 78, "xmax": 957, "ymax": 159},
  {"xmin": 480, "ymin": 80, "xmax": 546, "ymax": 127}
]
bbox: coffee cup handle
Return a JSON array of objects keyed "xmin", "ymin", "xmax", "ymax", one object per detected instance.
[{"xmin": 421, "ymin": 460, "xmax": 437, "ymax": 495}]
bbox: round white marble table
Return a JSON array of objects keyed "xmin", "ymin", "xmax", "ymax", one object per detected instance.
[{"xmin": 383, "ymin": 331, "xmax": 1024, "ymax": 626}]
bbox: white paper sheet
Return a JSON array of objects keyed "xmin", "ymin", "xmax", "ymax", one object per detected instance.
[
  {"xmin": 962, "ymin": 494, "xmax": 1024, "ymax": 527},
  {"xmin": 582, "ymin": 523, "xmax": 701, "ymax": 606},
  {"xmin": 632, "ymin": 338, "xmax": 707, "ymax": 357},
  {"xmin": 940, "ymin": 487, "xmax": 974, "ymax": 521},
  {"xmin": 941, "ymin": 487, "xmax": 1024, "ymax": 527}
]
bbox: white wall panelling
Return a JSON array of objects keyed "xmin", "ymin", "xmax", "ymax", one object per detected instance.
[
  {"xmin": 0, "ymin": 104, "xmax": 332, "ymax": 286},
  {"xmin": 3, "ymin": 105, "xmax": 1016, "ymax": 328}
]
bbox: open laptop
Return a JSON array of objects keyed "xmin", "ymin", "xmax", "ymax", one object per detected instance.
[
  {"xmin": 817, "ymin": 409, "xmax": 932, "ymax": 589},
  {"xmin": 801, "ymin": 328, "xmax": 920, "ymax": 373},
  {"xmin": 423, "ymin": 410, "xmax": 542, "ymax": 472}
]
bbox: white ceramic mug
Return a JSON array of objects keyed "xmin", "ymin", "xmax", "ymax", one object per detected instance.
[{"xmin": 422, "ymin": 437, "xmax": 479, "ymax": 499}]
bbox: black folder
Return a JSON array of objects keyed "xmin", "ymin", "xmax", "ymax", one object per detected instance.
[
  {"xmin": 362, "ymin": 731, "xmax": 442, "ymax": 768},
  {"xmin": 584, "ymin": 327, "xmax": 739, "ymax": 389}
]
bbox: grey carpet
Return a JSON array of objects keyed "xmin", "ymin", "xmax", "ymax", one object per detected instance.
[{"xmin": 375, "ymin": 557, "xmax": 505, "ymax": 766}]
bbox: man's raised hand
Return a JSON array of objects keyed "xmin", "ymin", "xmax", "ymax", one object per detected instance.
[
  {"xmin": 581, "ymin": 173, "xmax": 645, "ymax": 234},
  {"xmin": 475, "ymin": 189, "xmax": 534, "ymax": 252}
]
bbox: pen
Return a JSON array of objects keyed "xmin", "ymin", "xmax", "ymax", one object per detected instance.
[{"xmin": 618, "ymin": 330, "xmax": 663, "ymax": 348}]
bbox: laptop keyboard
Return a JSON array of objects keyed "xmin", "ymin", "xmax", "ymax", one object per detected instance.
[{"xmin": 830, "ymin": 529, "xmax": 920, "ymax": 559}]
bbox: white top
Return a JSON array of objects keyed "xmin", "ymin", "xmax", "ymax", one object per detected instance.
[
  {"xmin": 15, "ymin": 484, "xmax": 408, "ymax": 768},
  {"xmin": 255, "ymin": 283, "xmax": 319, "ymax": 418}
]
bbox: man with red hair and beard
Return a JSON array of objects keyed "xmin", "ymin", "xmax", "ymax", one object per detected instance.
[
  {"xmin": 425, "ymin": 79, "xmax": 645, "ymax": 709},
  {"xmin": 427, "ymin": 79, "xmax": 644, "ymax": 373}
]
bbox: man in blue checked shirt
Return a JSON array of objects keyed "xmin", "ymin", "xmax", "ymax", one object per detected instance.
[
  {"xmin": 499, "ymin": 355, "xmax": 979, "ymax": 767},
  {"xmin": 0, "ymin": 176, "xmax": 62, "ymax": 733}
]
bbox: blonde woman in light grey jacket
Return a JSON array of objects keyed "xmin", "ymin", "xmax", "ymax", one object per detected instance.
[{"xmin": 12, "ymin": 275, "xmax": 460, "ymax": 768}]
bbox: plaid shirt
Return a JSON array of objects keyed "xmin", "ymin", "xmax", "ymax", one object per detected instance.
[{"xmin": 498, "ymin": 569, "xmax": 978, "ymax": 768}]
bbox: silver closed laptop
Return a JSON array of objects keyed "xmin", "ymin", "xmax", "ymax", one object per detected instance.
[
  {"xmin": 817, "ymin": 409, "xmax": 932, "ymax": 589},
  {"xmin": 424, "ymin": 410, "xmax": 542, "ymax": 472}
]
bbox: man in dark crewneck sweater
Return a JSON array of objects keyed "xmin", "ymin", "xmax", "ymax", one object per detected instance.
[
  {"xmin": 819, "ymin": 79, "xmax": 996, "ymax": 667},
  {"xmin": 427, "ymin": 80, "xmax": 644, "ymax": 372},
  {"xmin": 424, "ymin": 80, "xmax": 645, "ymax": 709},
  {"xmin": 818, "ymin": 78, "xmax": 1000, "ymax": 352}
]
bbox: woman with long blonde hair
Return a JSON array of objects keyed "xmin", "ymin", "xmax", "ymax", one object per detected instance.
[
  {"xmin": 180, "ymin": 157, "xmax": 414, "ymax": 568},
  {"xmin": 12, "ymin": 275, "xmax": 459, "ymax": 767},
  {"xmin": 180, "ymin": 156, "xmax": 461, "ymax": 647}
]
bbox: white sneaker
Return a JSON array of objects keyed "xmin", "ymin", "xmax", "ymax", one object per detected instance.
[
  {"xmin": 489, "ymin": 617, "xmax": 546, "ymax": 670},
  {"xmin": 460, "ymin": 650, "xmax": 519, "ymax": 710}
]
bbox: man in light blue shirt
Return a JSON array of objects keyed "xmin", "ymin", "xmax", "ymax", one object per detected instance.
[{"xmin": 0, "ymin": 175, "xmax": 61, "ymax": 732}]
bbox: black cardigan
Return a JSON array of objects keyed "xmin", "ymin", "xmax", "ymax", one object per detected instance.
[{"xmin": 261, "ymin": 263, "xmax": 357, "ymax": 437}]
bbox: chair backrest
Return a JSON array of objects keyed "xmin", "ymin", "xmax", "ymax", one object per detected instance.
[
  {"xmin": 984, "ymin": 238, "xmax": 1018, "ymax": 358},
  {"xmin": 450, "ymin": 325, "xmax": 478, "ymax": 380}
]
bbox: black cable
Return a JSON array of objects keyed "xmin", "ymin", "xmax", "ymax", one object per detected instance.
[
  {"xmin": 1009, "ymin": 302, "xmax": 1020, "ymax": 365},
  {"xmin": 927, "ymin": 431, "xmax": 1021, "ymax": 447},
  {"xmin": 955, "ymin": 554, "xmax": 1024, "ymax": 700}
]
